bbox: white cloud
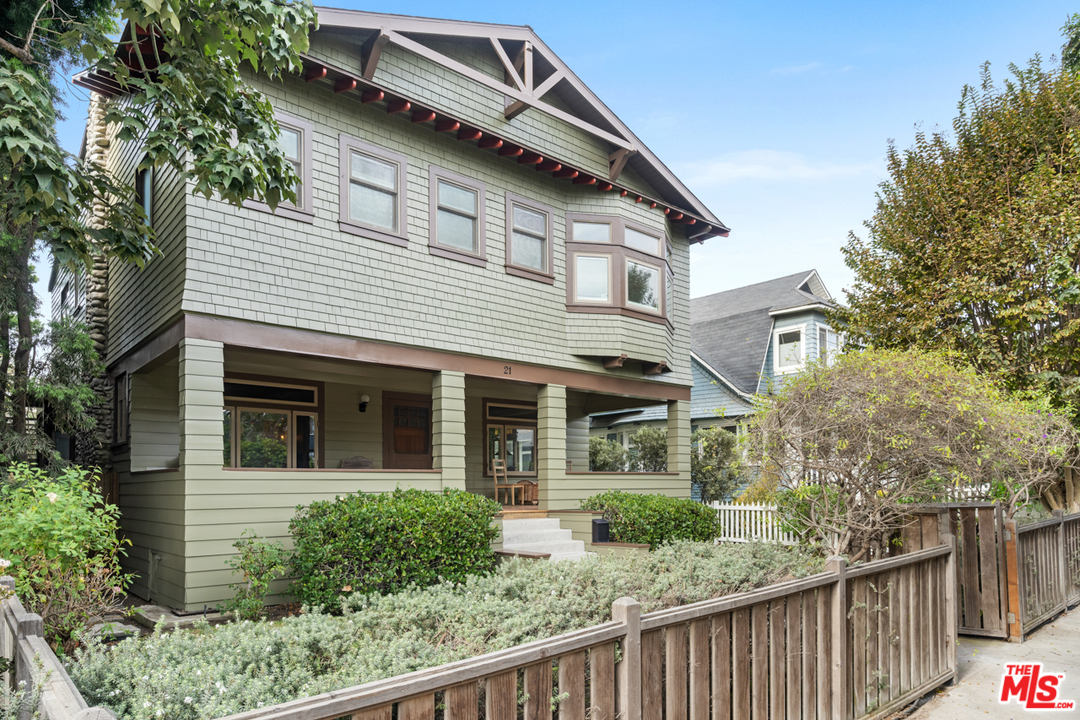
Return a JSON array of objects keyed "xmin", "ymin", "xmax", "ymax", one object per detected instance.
[
  {"xmin": 678, "ymin": 149, "xmax": 880, "ymax": 186},
  {"xmin": 770, "ymin": 62, "xmax": 824, "ymax": 76}
]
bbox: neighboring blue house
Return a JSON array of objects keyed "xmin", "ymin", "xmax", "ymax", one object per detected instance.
[{"xmin": 590, "ymin": 270, "xmax": 840, "ymax": 479}]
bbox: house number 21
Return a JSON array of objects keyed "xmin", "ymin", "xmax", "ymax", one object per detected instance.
[{"xmin": 503, "ymin": 365, "xmax": 512, "ymax": 375}]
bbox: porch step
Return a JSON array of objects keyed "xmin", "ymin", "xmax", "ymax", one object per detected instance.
[{"xmin": 500, "ymin": 517, "xmax": 590, "ymax": 562}]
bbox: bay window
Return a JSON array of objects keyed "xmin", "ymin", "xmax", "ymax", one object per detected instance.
[{"xmin": 565, "ymin": 214, "xmax": 672, "ymax": 323}]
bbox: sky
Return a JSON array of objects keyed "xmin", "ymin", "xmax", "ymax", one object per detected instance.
[{"xmin": 40, "ymin": 0, "xmax": 1080, "ymax": 312}]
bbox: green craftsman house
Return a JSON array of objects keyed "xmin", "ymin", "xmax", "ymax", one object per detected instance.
[{"xmin": 55, "ymin": 8, "xmax": 728, "ymax": 609}]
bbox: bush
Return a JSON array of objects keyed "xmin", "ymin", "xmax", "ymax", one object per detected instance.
[
  {"xmin": 628, "ymin": 427, "xmax": 667, "ymax": 471},
  {"xmin": 288, "ymin": 487, "xmax": 501, "ymax": 609},
  {"xmin": 222, "ymin": 530, "xmax": 288, "ymax": 621},
  {"xmin": 69, "ymin": 542, "xmax": 821, "ymax": 720},
  {"xmin": 690, "ymin": 426, "xmax": 739, "ymax": 503},
  {"xmin": 589, "ymin": 436, "xmax": 627, "ymax": 471},
  {"xmin": 580, "ymin": 490, "xmax": 719, "ymax": 547},
  {"xmin": 0, "ymin": 463, "xmax": 131, "ymax": 651}
]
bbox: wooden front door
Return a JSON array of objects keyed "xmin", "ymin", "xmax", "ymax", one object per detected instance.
[{"xmin": 383, "ymin": 392, "xmax": 432, "ymax": 469}]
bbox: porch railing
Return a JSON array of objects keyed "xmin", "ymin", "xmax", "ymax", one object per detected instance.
[{"xmin": 711, "ymin": 501, "xmax": 797, "ymax": 545}]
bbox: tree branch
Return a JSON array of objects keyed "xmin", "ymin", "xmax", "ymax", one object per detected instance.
[{"xmin": 0, "ymin": 36, "xmax": 33, "ymax": 63}]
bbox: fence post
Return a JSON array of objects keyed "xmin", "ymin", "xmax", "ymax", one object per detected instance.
[
  {"xmin": 1003, "ymin": 519, "xmax": 1023, "ymax": 642},
  {"xmin": 941, "ymin": 533, "xmax": 959, "ymax": 683},
  {"xmin": 1054, "ymin": 510, "xmax": 1067, "ymax": 615},
  {"xmin": 1, "ymin": 576, "xmax": 12, "ymax": 692},
  {"xmin": 826, "ymin": 556, "xmax": 848, "ymax": 720},
  {"xmin": 613, "ymin": 597, "xmax": 641, "ymax": 720}
]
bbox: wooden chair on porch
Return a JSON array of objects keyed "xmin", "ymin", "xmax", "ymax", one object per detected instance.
[{"xmin": 492, "ymin": 459, "xmax": 526, "ymax": 506}]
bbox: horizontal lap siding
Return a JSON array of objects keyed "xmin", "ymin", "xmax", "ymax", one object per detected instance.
[{"xmin": 129, "ymin": 361, "xmax": 180, "ymax": 471}]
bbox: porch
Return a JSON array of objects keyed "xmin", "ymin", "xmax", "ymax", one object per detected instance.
[{"xmin": 114, "ymin": 336, "xmax": 690, "ymax": 609}]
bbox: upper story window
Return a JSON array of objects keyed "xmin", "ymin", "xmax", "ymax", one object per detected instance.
[
  {"xmin": 134, "ymin": 161, "xmax": 153, "ymax": 229},
  {"xmin": 338, "ymin": 135, "xmax": 409, "ymax": 247},
  {"xmin": 819, "ymin": 326, "xmax": 842, "ymax": 365},
  {"xmin": 505, "ymin": 193, "xmax": 555, "ymax": 284},
  {"xmin": 244, "ymin": 112, "xmax": 314, "ymax": 223},
  {"xmin": 566, "ymin": 214, "xmax": 671, "ymax": 324},
  {"xmin": 774, "ymin": 326, "xmax": 806, "ymax": 374},
  {"xmin": 428, "ymin": 167, "xmax": 487, "ymax": 267}
]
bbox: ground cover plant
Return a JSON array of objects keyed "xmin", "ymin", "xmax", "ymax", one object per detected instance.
[
  {"xmin": 289, "ymin": 487, "xmax": 501, "ymax": 608},
  {"xmin": 581, "ymin": 490, "xmax": 719, "ymax": 547},
  {"xmin": 69, "ymin": 542, "xmax": 821, "ymax": 720}
]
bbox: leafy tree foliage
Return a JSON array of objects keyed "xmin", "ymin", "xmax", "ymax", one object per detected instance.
[
  {"xmin": 1063, "ymin": 13, "xmax": 1080, "ymax": 72},
  {"xmin": 690, "ymin": 426, "xmax": 739, "ymax": 503},
  {"xmin": 1, "ymin": 0, "xmax": 317, "ymax": 464},
  {"xmin": 628, "ymin": 427, "xmax": 667, "ymax": 472},
  {"xmin": 589, "ymin": 435, "xmax": 628, "ymax": 471},
  {"xmin": 748, "ymin": 348, "xmax": 1076, "ymax": 559}
]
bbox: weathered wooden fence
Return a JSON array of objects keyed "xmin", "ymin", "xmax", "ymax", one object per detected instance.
[
  {"xmin": 711, "ymin": 501, "xmax": 796, "ymax": 545},
  {"xmin": 0, "ymin": 577, "xmax": 116, "ymax": 720},
  {"xmin": 210, "ymin": 540, "xmax": 956, "ymax": 720},
  {"xmin": 1004, "ymin": 510, "xmax": 1080, "ymax": 639}
]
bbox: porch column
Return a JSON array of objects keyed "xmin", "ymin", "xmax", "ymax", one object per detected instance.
[
  {"xmin": 179, "ymin": 338, "xmax": 225, "ymax": 480},
  {"xmin": 537, "ymin": 384, "xmax": 567, "ymax": 511},
  {"xmin": 432, "ymin": 370, "xmax": 467, "ymax": 491},
  {"xmin": 667, "ymin": 399, "xmax": 691, "ymax": 493}
]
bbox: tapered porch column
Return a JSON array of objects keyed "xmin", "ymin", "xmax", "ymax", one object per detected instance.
[
  {"xmin": 179, "ymin": 338, "xmax": 225, "ymax": 480},
  {"xmin": 432, "ymin": 370, "xmax": 467, "ymax": 491},
  {"xmin": 537, "ymin": 384, "xmax": 567, "ymax": 511},
  {"xmin": 667, "ymin": 399, "xmax": 691, "ymax": 496}
]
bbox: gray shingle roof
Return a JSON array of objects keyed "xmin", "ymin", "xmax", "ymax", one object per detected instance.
[{"xmin": 690, "ymin": 270, "xmax": 833, "ymax": 395}]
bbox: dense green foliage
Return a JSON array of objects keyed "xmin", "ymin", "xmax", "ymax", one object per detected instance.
[
  {"xmin": 222, "ymin": 530, "xmax": 288, "ymax": 621},
  {"xmin": 588, "ymin": 435, "xmax": 628, "ymax": 471},
  {"xmin": 70, "ymin": 542, "xmax": 822, "ymax": 720},
  {"xmin": 690, "ymin": 426, "xmax": 739, "ymax": 503},
  {"xmin": 288, "ymin": 488, "xmax": 501, "ymax": 609},
  {"xmin": 628, "ymin": 427, "xmax": 667, "ymax": 472},
  {"xmin": 0, "ymin": 463, "xmax": 131, "ymax": 649},
  {"xmin": 580, "ymin": 490, "xmax": 719, "ymax": 547},
  {"xmin": 749, "ymin": 348, "xmax": 1076, "ymax": 558}
]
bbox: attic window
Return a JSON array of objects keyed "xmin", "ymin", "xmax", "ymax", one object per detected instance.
[{"xmin": 799, "ymin": 281, "xmax": 812, "ymax": 294}]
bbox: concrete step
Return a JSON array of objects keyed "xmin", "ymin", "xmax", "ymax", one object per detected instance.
[
  {"xmin": 502, "ymin": 528, "xmax": 574, "ymax": 545},
  {"xmin": 501, "ymin": 518, "xmax": 562, "ymax": 532},
  {"xmin": 502, "ymin": 540, "xmax": 585, "ymax": 555}
]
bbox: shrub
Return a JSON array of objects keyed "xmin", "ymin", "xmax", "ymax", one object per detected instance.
[
  {"xmin": 289, "ymin": 487, "xmax": 501, "ymax": 608},
  {"xmin": 589, "ymin": 436, "xmax": 627, "ymax": 471},
  {"xmin": 580, "ymin": 490, "xmax": 719, "ymax": 547},
  {"xmin": 0, "ymin": 463, "xmax": 131, "ymax": 651},
  {"xmin": 628, "ymin": 427, "xmax": 667, "ymax": 471},
  {"xmin": 69, "ymin": 542, "xmax": 821, "ymax": 720},
  {"xmin": 222, "ymin": 530, "xmax": 288, "ymax": 621},
  {"xmin": 690, "ymin": 426, "xmax": 739, "ymax": 503}
]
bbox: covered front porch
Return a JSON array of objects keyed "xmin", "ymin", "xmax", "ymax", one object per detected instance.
[{"xmin": 114, "ymin": 335, "xmax": 689, "ymax": 610}]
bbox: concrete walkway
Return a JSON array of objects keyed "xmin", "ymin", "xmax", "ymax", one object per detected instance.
[{"xmin": 911, "ymin": 610, "xmax": 1080, "ymax": 718}]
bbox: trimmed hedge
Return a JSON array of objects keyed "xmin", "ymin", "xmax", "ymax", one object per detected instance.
[
  {"xmin": 580, "ymin": 490, "xmax": 718, "ymax": 547},
  {"xmin": 289, "ymin": 487, "xmax": 501, "ymax": 608}
]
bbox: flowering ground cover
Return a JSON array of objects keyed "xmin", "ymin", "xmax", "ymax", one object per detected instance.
[{"xmin": 69, "ymin": 541, "xmax": 822, "ymax": 720}]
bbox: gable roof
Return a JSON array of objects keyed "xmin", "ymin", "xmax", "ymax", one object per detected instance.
[
  {"xmin": 690, "ymin": 270, "xmax": 835, "ymax": 394},
  {"xmin": 311, "ymin": 8, "xmax": 724, "ymax": 233}
]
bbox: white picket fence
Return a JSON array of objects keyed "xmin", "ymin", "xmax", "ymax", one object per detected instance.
[{"xmin": 711, "ymin": 501, "xmax": 797, "ymax": 545}]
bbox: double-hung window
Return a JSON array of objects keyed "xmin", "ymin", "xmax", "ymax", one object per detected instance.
[
  {"xmin": 505, "ymin": 193, "xmax": 555, "ymax": 283},
  {"xmin": 428, "ymin": 167, "xmax": 487, "ymax": 266},
  {"xmin": 818, "ymin": 326, "xmax": 842, "ymax": 365},
  {"xmin": 565, "ymin": 214, "xmax": 671, "ymax": 323},
  {"xmin": 245, "ymin": 112, "xmax": 314, "ymax": 223},
  {"xmin": 338, "ymin": 135, "xmax": 409, "ymax": 246}
]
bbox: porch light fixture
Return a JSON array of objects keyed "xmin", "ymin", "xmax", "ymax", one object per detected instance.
[{"xmin": 359, "ymin": 394, "xmax": 370, "ymax": 413}]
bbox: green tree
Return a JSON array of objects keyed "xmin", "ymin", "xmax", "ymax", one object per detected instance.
[
  {"xmin": 1, "ymin": 0, "xmax": 317, "ymax": 464},
  {"xmin": 837, "ymin": 54, "xmax": 1080, "ymax": 508},
  {"xmin": 589, "ymin": 435, "xmax": 628, "ymax": 471},
  {"xmin": 628, "ymin": 427, "xmax": 667, "ymax": 472},
  {"xmin": 1063, "ymin": 13, "xmax": 1080, "ymax": 72},
  {"xmin": 690, "ymin": 426, "xmax": 738, "ymax": 503},
  {"xmin": 748, "ymin": 348, "xmax": 1076, "ymax": 559}
]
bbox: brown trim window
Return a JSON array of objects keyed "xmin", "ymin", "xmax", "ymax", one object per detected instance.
[
  {"xmin": 565, "ymin": 214, "xmax": 672, "ymax": 324},
  {"xmin": 383, "ymin": 392, "xmax": 433, "ymax": 469},
  {"xmin": 244, "ymin": 112, "xmax": 315, "ymax": 224},
  {"xmin": 114, "ymin": 372, "xmax": 130, "ymax": 445},
  {"xmin": 338, "ymin": 135, "xmax": 409, "ymax": 247},
  {"xmin": 134, "ymin": 159, "xmax": 153, "ymax": 231},
  {"xmin": 428, "ymin": 166, "xmax": 487, "ymax": 266},
  {"xmin": 504, "ymin": 193, "xmax": 555, "ymax": 283},
  {"xmin": 483, "ymin": 399, "xmax": 538, "ymax": 477},
  {"xmin": 222, "ymin": 377, "xmax": 323, "ymax": 469}
]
